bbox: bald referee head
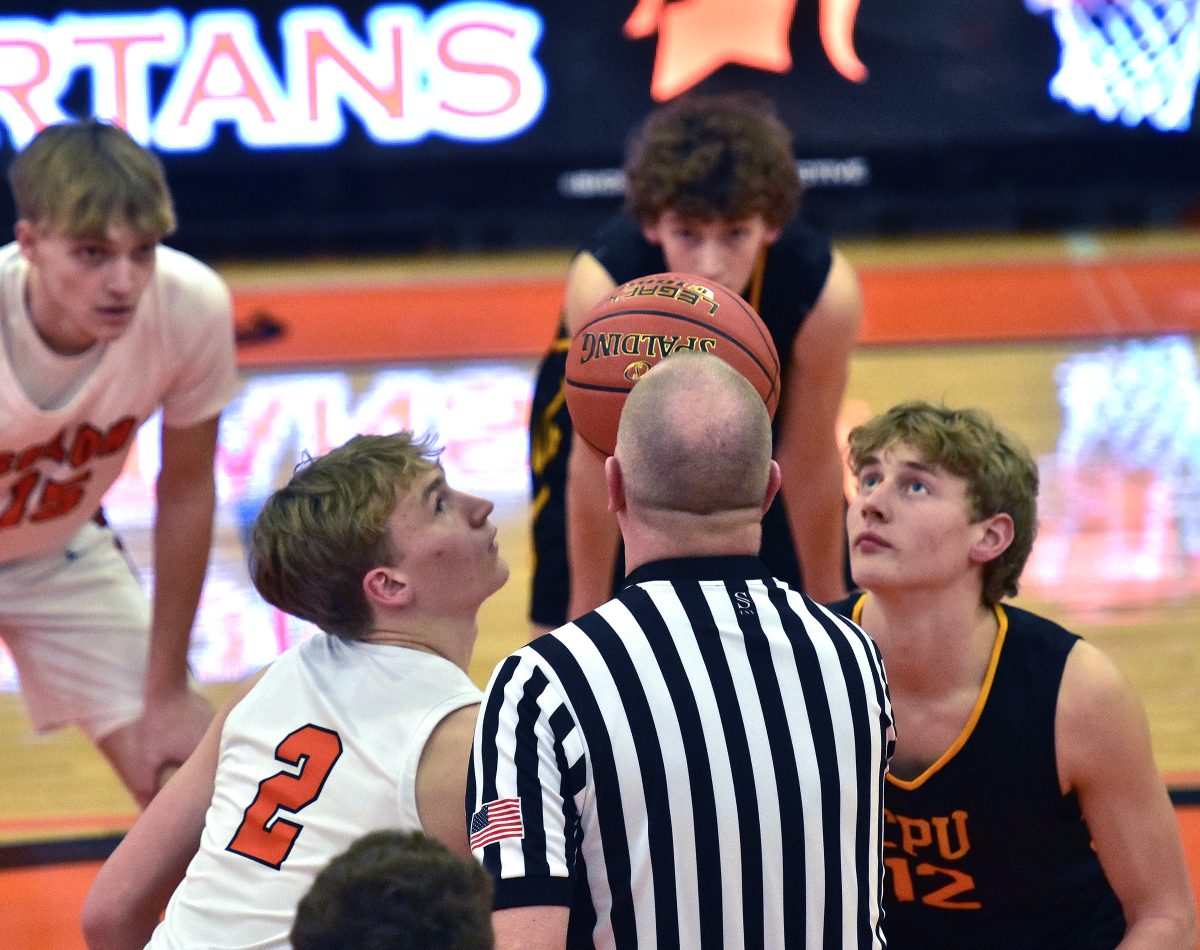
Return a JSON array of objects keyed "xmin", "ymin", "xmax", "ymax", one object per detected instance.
[{"xmin": 606, "ymin": 351, "xmax": 782, "ymax": 573}]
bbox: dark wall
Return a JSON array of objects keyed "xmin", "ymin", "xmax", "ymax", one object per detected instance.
[{"xmin": 1, "ymin": 0, "xmax": 1197, "ymax": 260}]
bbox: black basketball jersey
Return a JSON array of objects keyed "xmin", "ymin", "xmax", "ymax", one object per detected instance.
[
  {"xmin": 590, "ymin": 213, "xmax": 834, "ymax": 588},
  {"xmin": 585, "ymin": 214, "xmax": 833, "ymax": 390},
  {"xmin": 829, "ymin": 596, "xmax": 1127, "ymax": 949}
]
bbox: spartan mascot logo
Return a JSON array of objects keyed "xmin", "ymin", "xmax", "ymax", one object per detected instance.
[{"xmin": 622, "ymin": 0, "xmax": 868, "ymax": 100}]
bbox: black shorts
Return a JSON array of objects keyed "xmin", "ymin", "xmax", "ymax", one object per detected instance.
[{"xmin": 529, "ymin": 342, "xmax": 572, "ymax": 627}]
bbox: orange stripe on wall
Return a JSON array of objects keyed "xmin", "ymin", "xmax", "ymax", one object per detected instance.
[
  {"xmin": 234, "ymin": 280, "xmax": 564, "ymax": 368},
  {"xmin": 230, "ymin": 257, "xmax": 1200, "ymax": 369}
]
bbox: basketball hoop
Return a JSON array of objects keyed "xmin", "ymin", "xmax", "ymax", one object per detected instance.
[{"xmin": 1025, "ymin": 0, "xmax": 1200, "ymax": 131}]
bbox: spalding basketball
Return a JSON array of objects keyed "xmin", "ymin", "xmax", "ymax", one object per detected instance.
[{"xmin": 564, "ymin": 272, "xmax": 781, "ymax": 456}]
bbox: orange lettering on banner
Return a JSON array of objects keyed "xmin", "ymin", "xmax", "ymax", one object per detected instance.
[
  {"xmin": 73, "ymin": 34, "xmax": 165, "ymax": 129},
  {"xmin": 0, "ymin": 39, "xmax": 52, "ymax": 128},
  {"xmin": 304, "ymin": 27, "xmax": 404, "ymax": 119},
  {"xmin": 438, "ymin": 22, "xmax": 521, "ymax": 117},
  {"xmin": 179, "ymin": 33, "xmax": 276, "ymax": 125}
]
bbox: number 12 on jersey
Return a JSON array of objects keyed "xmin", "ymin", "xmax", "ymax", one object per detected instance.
[{"xmin": 226, "ymin": 724, "xmax": 343, "ymax": 869}]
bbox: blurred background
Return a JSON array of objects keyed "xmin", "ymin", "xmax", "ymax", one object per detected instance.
[{"xmin": 0, "ymin": 1, "xmax": 1197, "ymax": 942}]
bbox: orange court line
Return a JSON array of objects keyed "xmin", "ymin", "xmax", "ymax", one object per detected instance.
[
  {"xmin": 0, "ymin": 813, "xmax": 135, "ymax": 840},
  {"xmin": 858, "ymin": 258, "xmax": 1200, "ymax": 345},
  {"xmin": 230, "ymin": 257, "xmax": 1200, "ymax": 369}
]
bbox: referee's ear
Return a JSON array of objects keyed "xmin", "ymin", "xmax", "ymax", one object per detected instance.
[
  {"xmin": 605, "ymin": 455, "xmax": 627, "ymax": 514},
  {"xmin": 761, "ymin": 460, "xmax": 782, "ymax": 516}
]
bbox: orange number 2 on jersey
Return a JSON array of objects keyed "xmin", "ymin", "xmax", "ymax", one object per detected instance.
[{"xmin": 226, "ymin": 724, "xmax": 344, "ymax": 869}]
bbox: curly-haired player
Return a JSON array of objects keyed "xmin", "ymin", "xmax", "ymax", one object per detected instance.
[{"xmin": 529, "ymin": 91, "xmax": 861, "ymax": 632}]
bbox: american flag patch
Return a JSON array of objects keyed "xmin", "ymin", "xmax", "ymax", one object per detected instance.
[{"xmin": 470, "ymin": 797, "xmax": 524, "ymax": 850}]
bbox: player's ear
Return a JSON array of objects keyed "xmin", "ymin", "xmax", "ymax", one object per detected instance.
[
  {"xmin": 641, "ymin": 217, "xmax": 663, "ymax": 246},
  {"xmin": 14, "ymin": 220, "xmax": 38, "ymax": 260},
  {"xmin": 761, "ymin": 460, "xmax": 782, "ymax": 515},
  {"xmin": 969, "ymin": 512, "xmax": 1014, "ymax": 565},
  {"xmin": 362, "ymin": 566, "xmax": 413, "ymax": 609},
  {"xmin": 605, "ymin": 455, "xmax": 627, "ymax": 514}
]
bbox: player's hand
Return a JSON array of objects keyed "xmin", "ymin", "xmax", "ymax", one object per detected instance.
[{"xmin": 131, "ymin": 689, "xmax": 214, "ymax": 807}]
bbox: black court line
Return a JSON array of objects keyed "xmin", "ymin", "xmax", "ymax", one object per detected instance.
[
  {"xmin": 0, "ymin": 834, "xmax": 123, "ymax": 870},
  {"xmin": 0, "ymin": 786, "xmax": 1196, "ymax": 869}
]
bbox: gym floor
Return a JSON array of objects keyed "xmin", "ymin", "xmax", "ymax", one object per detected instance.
[{"xmin": 2, "ymin": 229, "xmax": 1198, "ymax": 947}]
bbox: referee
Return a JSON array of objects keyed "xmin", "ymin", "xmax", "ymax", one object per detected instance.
[{"xmin": 469, "ymin": 352, "xmax": 894, "ymax": 950}]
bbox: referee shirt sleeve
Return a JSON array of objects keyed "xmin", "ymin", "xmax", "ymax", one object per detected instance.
[{"xmin": 468, "ymin": 648, "xmax": 585, "ymax": 910}]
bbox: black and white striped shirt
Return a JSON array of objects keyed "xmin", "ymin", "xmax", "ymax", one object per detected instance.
[{"xmin": 470, "ymin": 556, "xmax": 894, "ymax": 950}]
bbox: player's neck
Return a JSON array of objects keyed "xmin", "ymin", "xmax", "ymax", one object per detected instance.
[
  {"xmin": 25, "ymin": 271, "xmax": 96, "ymax": 356},
  {"xmin": 860, "ymin": 584, "xmax": 998, "ymax": 696},
  {"xmin": 357, "ymin": 617, "xmax": 477, "ymax": 672}
]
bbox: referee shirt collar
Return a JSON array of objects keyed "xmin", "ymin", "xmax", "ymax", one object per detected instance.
[{"xmin": 623, "ymin": 555, "xmax": 772, "ymax": 587}]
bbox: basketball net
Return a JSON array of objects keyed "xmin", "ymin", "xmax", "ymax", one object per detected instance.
[{"xmin": 1025, "ymin": 0, "xmax": 1200, "ymax": 130}]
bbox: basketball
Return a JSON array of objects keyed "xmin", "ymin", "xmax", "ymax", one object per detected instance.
[{"xmin": 564, "ymin": 272, "xmax": 781, "ymax": 455}]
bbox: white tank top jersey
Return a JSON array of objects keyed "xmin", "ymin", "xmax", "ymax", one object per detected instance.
[
  {"xmin": 150, "ymin": 634, "xmax": 482, "ymax": 949},
  {"xmin": 0, "ymin": 241, "xmax": 237, "ymax": 562}
]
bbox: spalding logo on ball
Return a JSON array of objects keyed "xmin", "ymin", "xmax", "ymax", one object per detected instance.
[{"xmin": 564, "ymin": 272, "xmax": 781, "ymax": 456}]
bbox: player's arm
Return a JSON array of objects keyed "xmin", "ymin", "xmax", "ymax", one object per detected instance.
[
  {"xmin": 564, "ymin": 251, "xmax": 622, "ymax": 620},
  {"xmin": 773, "ymin": 249, "xmax": 861, "ymax": 601},
  {"xmin": 81, "ymin": 671, "xmax": 263, "ymax": 950},
  {"xmin": 415, "ymin": 703, "xmax": 480, "ymax": 858},
  {"xmin": 494, "ymin": 906, "xmax": 570, "ymax": 950},
  {"xmin": 133, "ymin": 414, "xmax": 224, "ymax": 803},
  {"xmin": 1056, "ymin": 642, "xmax": 1198, "ymax": 949}
]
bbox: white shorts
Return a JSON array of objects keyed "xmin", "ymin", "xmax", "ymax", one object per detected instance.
[{"xmin": 0, "ymin": 520, "xmax": 150, "ymax": 742}]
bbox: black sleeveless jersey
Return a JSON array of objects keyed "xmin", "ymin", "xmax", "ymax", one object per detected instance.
[
  {"xmin": 828, "ymin": 596, "xmax": 1126, "ymax": 949},
  {"xmin": 584, "ymin": 213, "xmax": 833, "ymax": 390},
  {"xmin": 528, "ymin": 214, "xmax": 834, "ymax": 624}
]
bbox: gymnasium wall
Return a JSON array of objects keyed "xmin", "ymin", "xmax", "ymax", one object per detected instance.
[{"xmin": 0, "ymin": 0, "xmax": 1198, "ymax": 258}]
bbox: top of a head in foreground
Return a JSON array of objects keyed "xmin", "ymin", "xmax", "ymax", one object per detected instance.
[
  {"xmin": 616, "ymin": 351, "xmax": 773, "ymax": 517},
  {"xmin": 248, "ymin": 432, "xmax": 440, "ymax": 641},
  {"xmin": 290, "ymin": 829, "xmax": 494, "ymax": 950},
  {"xmin": 623, "ymin": 90, "xmax": 802, "ymax": 228},
  {"xmin": 846, "ymin": 400, "xmax": 1039, "ymax": 605},
  {"xmin": 8, "ymin": 117, "xmax": 176, "ymax": 238}
]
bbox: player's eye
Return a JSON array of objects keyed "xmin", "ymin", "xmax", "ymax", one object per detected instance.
[
  {"xmin": 859, "ymin": 472, "xmax": 881, "ymax": 490},
  {"xmin": 74, "ymin": 245, "xmax": 107, "ymax": 262},
  {"xmin": 907, "ymin": 479, "xmax": 929, "ymax": 495}
]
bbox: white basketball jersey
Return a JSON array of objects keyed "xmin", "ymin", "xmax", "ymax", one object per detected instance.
[
  {"xmin": 149, "ymin": 634, "xmax": 481, "ymax": 949},
  {"xmin": 0, "ymin": 241, "xmax": 237, "ymax": 562}
]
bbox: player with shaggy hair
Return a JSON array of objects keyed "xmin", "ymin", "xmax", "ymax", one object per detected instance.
[{"xmin": 529, "ymin": 91, "xmax": 861, "ymax": 634}]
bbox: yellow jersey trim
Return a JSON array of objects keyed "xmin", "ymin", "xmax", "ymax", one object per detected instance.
[{"xmin": 849, "ymin": 594, "xmax": 1009, "ymax": 790}]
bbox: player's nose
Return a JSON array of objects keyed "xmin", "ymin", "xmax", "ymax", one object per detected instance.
[
  {"xmin": 694, "ymin": 241, "xmax": 727, "ymax": 280},
  {"xmin": 464, "ymin": 492, "xmax": 494, "ymax": 527},
  {"xmin": 105, "ymin": 257, "xmax": 137, "ymax": 295}
]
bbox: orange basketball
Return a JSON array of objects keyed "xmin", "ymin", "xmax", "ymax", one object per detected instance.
[{"xmin": 564, "ymin": 272, "xmax": 781, "ymax": 456}]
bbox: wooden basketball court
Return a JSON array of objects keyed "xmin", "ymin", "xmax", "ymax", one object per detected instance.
[{"xmin": 2, "ymin": 229, "xmax": 1198, "ymax": 947}]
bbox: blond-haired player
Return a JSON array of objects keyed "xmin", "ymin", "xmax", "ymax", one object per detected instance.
[
  {"xmin": 0, "ymin": 118, "xmax": 237, "ymax": 806},
  {"xmin": 83, "ymin": 433, "xmax": 507, "ymax": 949},
  {"xmin": 833, "ymin": 400, "xmax": 1196, "ymax": 948}
]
